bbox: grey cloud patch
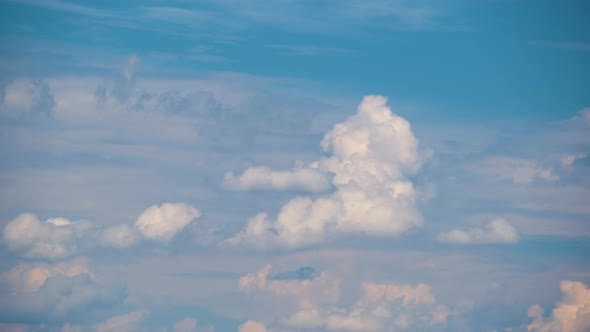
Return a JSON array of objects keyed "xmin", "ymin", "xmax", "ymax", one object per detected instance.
[{"xmin": 0, "ymin": 273, "xmax": 126, "ymax": 324}]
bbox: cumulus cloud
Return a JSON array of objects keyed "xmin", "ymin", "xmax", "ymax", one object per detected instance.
[
  {"xmin": 2, "ymin": 202, "xmax": 201, "ymax": 258},
  {"xmin": 284, "ymin": 281, "xmax": 448, "ymax": 331},
  {"xmin": 238, "ymin": 320, "xmax": 267, "ymax": 332},
  {"xmin": 223, "ymin": 166, "xmax": 331, "ymax": 193},
  {"xmin": 0, "ymin": 258, "xmax": 91, "ymax": 292},
  {"xmin": 437, "ymin": 219, "xmax": 520, "ymax": 245},
  {"xmin": 527, "ymin": 280, "xmax": 590, "ymax": 332},
  {"xmin": 238, "ymin": 265, "xmax": 447, "ymax": 331},
  {"xmin": 473, "ymin": 156, "xmax": 558, "ymax": 184},
  {"xmin": 135, "ymin": 202, "xmax": 201, "ymax": 242},
  {"xmin": 2, "ymin": 213, "xmax": 90, "ymax": 259},
  {"xmin": 226, "ymin": 95, "xmax": 428, "ymax": 248}
]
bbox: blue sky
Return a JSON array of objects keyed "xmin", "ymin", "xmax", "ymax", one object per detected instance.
[{"xmin": 0, "ymin": 1, "xmax": 589, "ymax": 331}]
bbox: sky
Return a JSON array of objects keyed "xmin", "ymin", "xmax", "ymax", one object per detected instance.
[{"xmin": 0, "ymin": 0, "xmax": 589, "ymax": 331}]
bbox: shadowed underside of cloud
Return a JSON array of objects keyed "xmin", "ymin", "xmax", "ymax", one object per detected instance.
[
  {"xmin": 527, "ymin": 280, "xmax": 590, "ymax": 332},
  {"xmin": 225, "ymin": 95, "xmax": 429, "ymax": 249},
  {"xmin": 437, "ymin": 219, "xmax": 519, "ymax": 245}
]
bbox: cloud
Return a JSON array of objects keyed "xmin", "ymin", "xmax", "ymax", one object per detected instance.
[
  {"xmin": 239, "ymin": 265, "xmax": 340, "ymax": 309},
  {"xmin": 527, "ymin": 280, "xmax": 590, "ymax": 332},
  {"xmin": 0, "ymin": 79, "xmax": 54, "ymax": 117},
  {"xmin": 437, "ymin": 219, "xmax": 520, "ymax": 245},
  {"xmin": 282, "ymin": 281, "xmax": 447, "ymax": 331},
  {"xmin": 100, "ymin": 224, "xmax": 140, "ymax": 248},
  {"xmin": 174, "ymin": 317, "xmax": 198, "ymax": 332},
  {"xmin": 2, "ymin": 213, "xmax": 90, "ymax": 259},
  {"xmin": 238, "ymin": 264, "xmax": 448, "ymax": 331},
  {"xmin": 0, "ymin": 272, "xmax": 126, "ymax": 322},
  {"xmin": 561, "ymin": 153, "xmax": 587, "ymax": 168},
  {"xmin": 472, "ymin": 156, "xmax": 558, "ymax": 184},
  {"xmin": 3, "ymin": 202, "xmax": 201, "ymax": 258},
  {"xmin": 135, "ymin": 202, "xmax": 201, "ymax": 242},
  {"xmin": 95, "ymin": 310, "xmax": 149, "ymax": 332},
  {"xmin": 223, "ymin": 166, "xmax": 331, "ymax": 192},
  {"xmin": 0, "ymin": 258, "xmax": 91, "ymax": 292},
  {"xmin": 238, "ymin": 320, "xmax": 267, "ymax": 332},
  {"xmin": 226, "ymin": 95, "xmax": 428, "ymax": 248}
]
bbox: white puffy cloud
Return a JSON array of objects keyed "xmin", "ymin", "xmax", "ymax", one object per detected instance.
[
  {"xmin": 135, "ymin": 202, "xmax": 201, "ymax": 242},
  {"xmin": 2, "ymin": 202, "xmax": 201, "ymax": 258},
  {"xmin": 238, "ymin": 320, "xmax": 267, "ymax": 332},
  {"xmin": 473, "ymin": 156, "xmax": 558, "ymax": 184},
  {"xmin": 95, "ymin": 310, "xmax": 149, "ymax": 332},
  {"xmin": 223, "ymin": 166, "xmax": 331, "ymax": 193},
  {"xmin": 437, "ymin": 219, "xmax": 519, "ymax": 245},
  {"xmin": 2, "ymin": 213, "xmax": 90, "ymax": 259},
  {"xmin": 226, "ymin": 95, "xmax": 428, "ymax": 248},
  {"xmin": 0, "ymin": 258, "xmax": 91, "ymax": 292},
  {"xmin": 527, "ymin": 280, "xmax": 590, "ymax": 332}
]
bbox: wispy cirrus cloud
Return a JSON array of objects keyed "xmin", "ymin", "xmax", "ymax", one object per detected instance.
[{"xmin": 532, "ymin": 40, "xmax": 590, "ymax": 51}]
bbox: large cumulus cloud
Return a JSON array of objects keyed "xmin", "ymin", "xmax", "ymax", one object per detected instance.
[
  {"xmin": 527, "ymin": 280, "xmax": 590, "ymax": 332},
  {"xmin": 226, "ymin": 95, "xmax": 429, "ymax": 248}
]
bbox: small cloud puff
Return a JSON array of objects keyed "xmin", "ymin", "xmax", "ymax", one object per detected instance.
[
  {"xmin": 437, "ymin": 219, "xmax": 519, "ymax": 245},
  {"xmin": 238, "ymin": 320, "xmax": 267, "ymax": 332},
  {"xmin": 135, "ymin": 202, "xmax": 201, "ymax": 242},
  {"xmin": 223, "ymin": 166, "xmax": 331, "ymax": 193},
  {"xmin": 527, "ymin": 280, "xmax": 590, "ymax": 332}
]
